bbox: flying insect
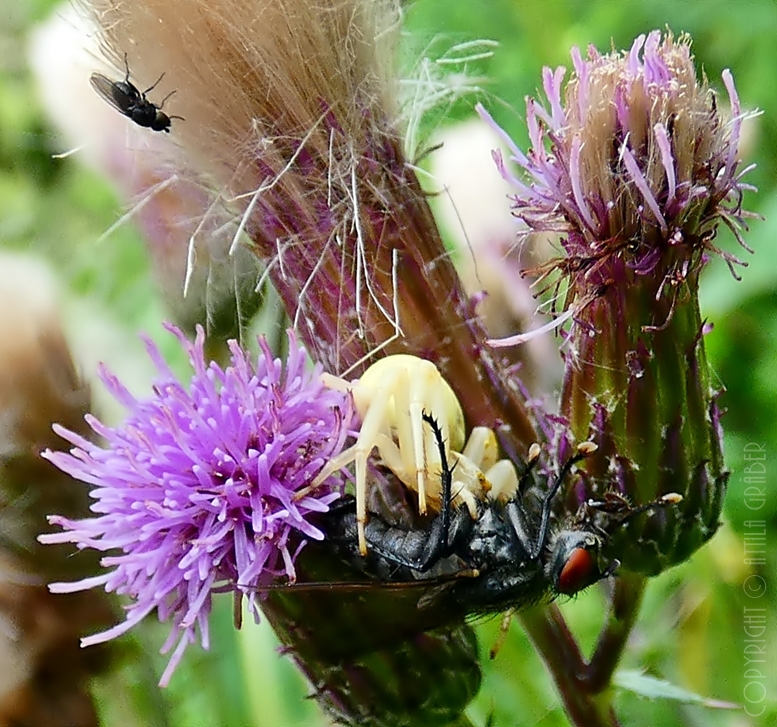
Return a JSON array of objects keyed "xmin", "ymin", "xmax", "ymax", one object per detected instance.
[{"xmin": 90, "ymin": 54, "xmax": 183, "ymax": 133}]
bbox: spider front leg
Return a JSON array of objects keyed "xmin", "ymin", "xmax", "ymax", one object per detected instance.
[
  {"xmin": 308, "ymin": 374, "xmax": 401, "ymax": 554},
  {"xmin": 353, "ymin": 357, "xmax": 466, "ymax": 546},
  {"xmin": 380, "ymin": 359, "xmax": 457, "ymax": 515},
  {"xmin": 302, "ymin": 355, "xmax": 467, "ymax": 555}
]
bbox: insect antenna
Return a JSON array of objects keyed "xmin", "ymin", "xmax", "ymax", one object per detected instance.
[
  {"xmin": 587, "ymin": 491, "xmax": 683, "ymax": 526},
  {"xmin": 159, "ymin": 89, "xmax": 177, "ymax": 108}
]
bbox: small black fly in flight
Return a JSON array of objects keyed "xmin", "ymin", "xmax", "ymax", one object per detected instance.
[{"xmin": 90, "ymin": 54, "xmax": 183, "ymax": 133}]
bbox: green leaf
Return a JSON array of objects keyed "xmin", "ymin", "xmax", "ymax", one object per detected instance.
[{"xmin": 614, "ymin": 670, "xmax": 740, "ymax": 709}]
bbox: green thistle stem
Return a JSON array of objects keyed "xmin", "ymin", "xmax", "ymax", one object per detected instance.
[
  {"xmin": 519, "ymin": 607, "xmax": 620, "ymax": 727},
  {"xmin": 582, "ymin": 574, "xmax": 647, "ymax": 692},
  {"xmin": 561, "ymin": 260, "xmax": 726, "ymax": 574}
]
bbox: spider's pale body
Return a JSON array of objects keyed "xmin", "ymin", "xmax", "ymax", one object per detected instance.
[{"xmin": 309, "ymin": 354, "xmax": 519, "ymax": 554}]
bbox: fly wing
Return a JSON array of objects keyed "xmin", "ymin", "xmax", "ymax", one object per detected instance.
[
  {"xmin": 89, "ymin": 73, "xmax": 132, "ymax": 115},
  {"xmin": 246, "ymin": 575, "xmax": 458, "ymax": 595},
  {"xmin": 247, "ymin": 574, "xmax": 466, "ymax": 655},
  {"xmin": 238, "ymin": 552, "xmax": 470, "ymax": 652}
]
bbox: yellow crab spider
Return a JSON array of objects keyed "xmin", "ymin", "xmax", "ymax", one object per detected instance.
[
  {"xmin": 306, "ymin": 354, "xmax": 520, "ymax": 555},
  {"xmin": 455, "ymin": 426, "xmax": 521, "ymax": 503}
]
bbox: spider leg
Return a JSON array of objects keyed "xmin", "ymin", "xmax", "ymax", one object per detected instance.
[
  {"xmin": 373, "ymin": 367, "xmax": 429, "ymax": 512},
  {"xmin": 405, "ymin": 361, "xmax": 449, "ymax": 514},
  {"xmin": 309, "ymin": 446, "xmax": 357, "ymax": 488},
  {"xmin": 294, "ymin": 375, "xmax": 362, "ymax": 500},
  {"xmin": 320, "ymin": 372, "xmax": 352, "ymax": 392},
  {"xmin": 424, "ymin": 369, "xmax": 455, "ymax": 511},
  {"xmin": 461, "ymin": 427, "xmax": 499, "ymax": 473},
  {"xmin": 295, "ymin": 373, "xmax": 356, "ymax": 495},
  {"xmin": 348, "ymin": 378, "xmax": 397, "ymax": 554},
  {"xmin": 409, "ymin": 380, "xmax": 431, "ymax": 514},
  {"xmin": 373, "ymin": 433, "xmax": 409, "ymax": 484}
]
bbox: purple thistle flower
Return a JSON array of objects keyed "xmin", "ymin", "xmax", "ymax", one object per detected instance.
[
  {"xmin": 39, "ymin": 324, "xmax": 353, "ymax": 686},
  {"xmin": 477, "ymin": 30, "xmax": 757, "ymax": 576},
  {"xmin": 479, "ymin": 30, "xmax": 755, "ymax": 335}
]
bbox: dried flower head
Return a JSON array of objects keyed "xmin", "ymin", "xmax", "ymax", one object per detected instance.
[
  {"xmin": 480, "ymin": 31, "xmax": 756, "ymax": 574},
  {"xmin": 39, "ymin": 325, "xmax": 353, "ymax": 685}
]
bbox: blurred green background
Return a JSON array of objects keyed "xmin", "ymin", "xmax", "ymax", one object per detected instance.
[{"xmin": 1, "ymin": 0, "xmax": 775, "ymax": 725}]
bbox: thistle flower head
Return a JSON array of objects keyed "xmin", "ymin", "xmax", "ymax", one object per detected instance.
[
  {"xmin": 480, "ymin": 31, "xmax": 755, "ymax": 575},
  {"xmin": 480, "ymin": 30, "xmax": 753, "ymax": 324},
  {"xmin": 39, "ymin": 325, "xmax": 353, "ymax": 685}
]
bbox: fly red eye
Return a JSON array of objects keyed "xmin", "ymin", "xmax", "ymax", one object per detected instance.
[{"xmin": 557, "ymin": 547, "xmax": 596, "ymax": 595}]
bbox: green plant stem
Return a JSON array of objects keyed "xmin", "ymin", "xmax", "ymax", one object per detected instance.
[
  {"xmin": 582, "ymin": 573, "xmax": 647, "ymax": 692},
  {"xmin": 518, "ymin": 574, "xmax": 648, "ymax": 726},
  {"xmin": 519, "ymin": 606, "xmax": 619, "ymax": 727}
]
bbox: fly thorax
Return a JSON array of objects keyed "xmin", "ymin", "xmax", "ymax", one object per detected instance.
[{"xmin": 465, "ymin": 506, "xmax": 531, "ymax": 571}]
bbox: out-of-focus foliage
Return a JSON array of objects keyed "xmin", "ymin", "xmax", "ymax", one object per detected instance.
[{"xmin": 0, "ymin": 0, "xmax": 774, "ymax": 725}]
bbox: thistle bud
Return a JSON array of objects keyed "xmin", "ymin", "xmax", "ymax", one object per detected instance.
[{"xmin": 481, "ymin": 31, "xmax": 755, "ymax": 574}]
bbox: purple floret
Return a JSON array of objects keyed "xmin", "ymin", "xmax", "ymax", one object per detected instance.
[
  {"xmin": 477, "ymin": 31, "xmax": 744, "ymax": 573},
  {"xmin": 477, "ymin": 30, "xmax": 754, "ymax": 310},
  {"xmin": 40, "ymin": 324, "xmax": 353, "ymax": 685}
]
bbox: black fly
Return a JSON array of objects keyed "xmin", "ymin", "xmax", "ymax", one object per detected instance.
[
  {"xmin": 90, "ymin": 54, "xmax": 183, "ymax": 133},
  {"xmin": 248, "ymin": 414, "xmax": 682, "ymax": 726},
  {"xmin": 321, "ymin": 413, "xmax": 682, "ymax": 618}
]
